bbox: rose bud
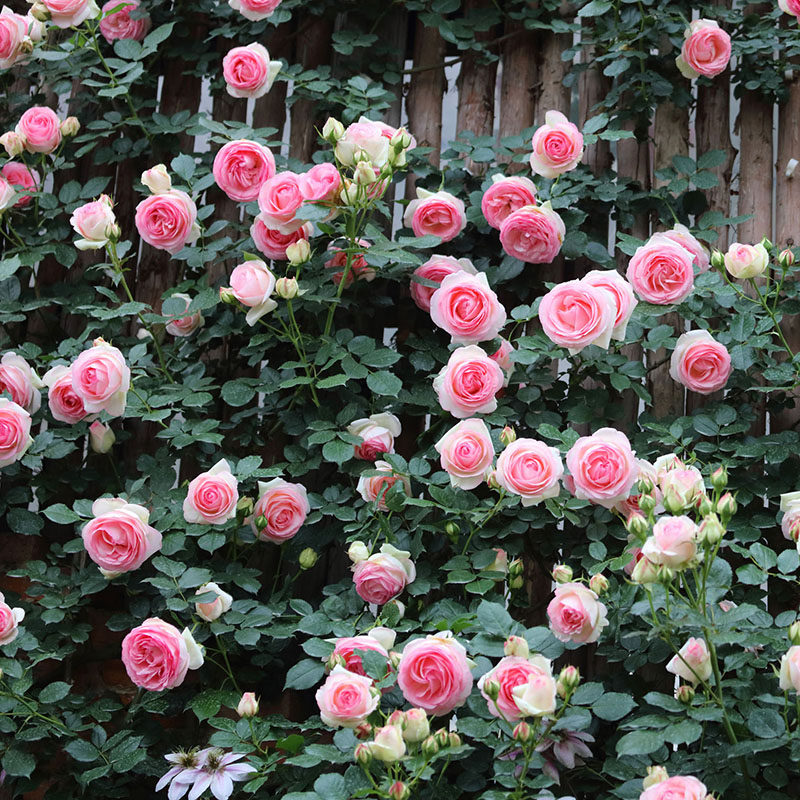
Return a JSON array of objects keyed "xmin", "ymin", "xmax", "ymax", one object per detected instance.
[
  {"xmin": 698, "ymin": 513, "xmax": 723, "ymax": 545},
  {"xmin": 638, "ymin": 494, "xmax": 657, "ymax": 516},
  {"xmin": 508, "ymin": 558, "xmax": 523, "ymax": 578},
  {"xmin": 386, "ymin": 710, "xmax": 405, "ymax": 727},
  {"xmin": 716, "ymin": 492, "xmax": 737, "ymax": 521},
  {"xmin": 61, "ymin": 116, "xmax": 80, "ymax": 137},
  {"xmin": 697, "ymin": 495, "xmax": 713, "ymax": 517},
  {"xmin": 710, "ymin": 465, "xmax": 728, "ymax": 490},
  {"xmin": 789, "ymin": 620, "xmax": 800, "ymax": 646},
  {"xmin": 354, "ymin": 722, "xmax": 373, "ymax": 740},
  {"xmin": 219, "ymin": 286, "xmax": 236, "ymax": 304},
  {"xmin": 30, "ymin": 2, "xmax": 49, "ymax": 20},
  {"xmin": 285, "ymin": 240, "xmax": 310, "ymax": 266},
  {"xmin": 348, "ymin": 540, "xmax": 369, "ymax": 563},
  {"xmin": 503, "ymin": 635, "xmax": 530, "ymax": 659},
  {"xmin": 402, "ymin": 708, "xmax": 429, "ymax": 743},
  {"xmin": 509, "ymin": 574, "xmax": 524, "ymax": 590},
  {"xmin": 299, "ymin": 547, "xmax": 318, "ymax": 569},
  {"xmin": 779, "ymin": 249, "xmax": 795, "ymax": 269},
  {"xmin": 589, "ymin": 573, "xmax": 609, "ymax": 596},
  {"xmin": 643, "ymin": 766, "xmax": 670, "ymax": 789},
  {"xmin": 448, "ymin": 732, "xmax": 462, "ymax": 747},
  {"xmin": 354, "ymin": 742, "xmax": 372, "ymax": 766},
  {"xmin": 656, "ymin": 565, "xmax": 675, "ymax": 584},
  {"xmin": 556, "ymin": 665, "xmax": 580, "ymax": 698},
  {"xmin": 421, "ymin": 735, "xmax": 439, "ymax": 758},
  {"xmin": 675, "ymin": 684, "xmax": 695, "ymax": 704},
  {"xmin": 275, "ymin": 276, "xmax": 301, "ymax": 299},
  {"xmin": 434, "ymin": 728, "xmax": 449, "ymax": 748},
  {"xmin": 626, "ymin": 513, "xmax": 649, "ymax": 538},
  {"xmin": 88, "ymin": 421, "xmax": 115, "ymax": 453},
  {"xmin": 631, "ymin": 556, "xmax": 658, "ymax": 584},
  {"xmin": 237, "ymin": 692, "xmax": 259, "ymax": 718},
  {"xmin": 388, "ymin": 782, "xmax": 410, "ymax": 800},
  {"xmin": 322, "ymin": 117, "xmax": 345, "ymax": 143},
  {"xmin": 710, "ymin": 250, "xmax": 725, "ymax": 271},
  {"xmin": 141, "ymin": 164, "xmax": 172, "ymax": 194},
  {"xmin": 552, "ymin": 563, "xmax": 573, "ymax": 584},
  {"xmin": 513, "ymin": 721, "xmax": 532, "ymax": 742},
  {"xmin": 482, "ymin": 678, "xmax": 500, "ymax": 701},
  {"xmin": 0, "ymin": 131, "xmax": 25, "ymax": 157},
  {"xmin": 500, "ymin": 425, "xmax": 517, "ymax": 446}
]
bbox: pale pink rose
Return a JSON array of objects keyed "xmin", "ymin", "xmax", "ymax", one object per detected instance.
[
  {"xmin": 42, "ymin": 0, "xmax": 99, "ymax": 27},
  {"xmin": 565, "ymin": 427, "xmax": 637, "ymax": 508},
  {"xmin": 724, "ymin": 242, "xmax": 769, "ymax": 279},
  {"xmin": 335, "ymin": 117, "xmax": 391, "ymax": 168},
  {"xmin": 357, "ymin": 460, "xmax": 410, "ymax": 511},
  {"xmin": 331, "ymin": 634, "xmax": 390, "ymax": 678},
  {"xmin": 676, "ymin": 19, "xmax": 731, "ymax": 79},
  {"xmin": 42, "ymin": 364, "xmax": 87, "ymax": 424},
  {"xmin": 547, "ymin": 582, "xmax": 608, "ymax": 644},
  {"xmin": 435, "ymin": 418, "xmax": 494, "ymax": 490},
  {"xmin": 183, "ymin": 459, "xmax": 239, "ymax": 525},
  {"xmin": 659, "ymin": 466, "xmax": 705, "ymax": 506},
  {"xmin": 71, "ymin": 338, "xmax": 130, "ymax": 417},
  {"xmin": 299, "ymin": 162, "xmax": 341, "ymax": 203},
  {"xmin": 626, "ymin": 234, "xmax": 695, "ymax": 305},
  {"xmin": 666, "ymin": 637, "xmax": 711, "ymax": 685},
  {"xmin": 481, "ymin": 174, "xmax": 537, "ymax": 230},
  {"xmin": 164, "ymin": 293, "xmax": 204, "ymax": 337},
  {"xmin": 228, "ymin": 0, "xmax": 280, "ymax": 21},
  {"xmin": 539, "ymin": 280, "xmax": 616, "ymax": 354},
  {"xmin": 1, "ymin": 161, "xmax": 38, "ymax": 207},
  {"xmin": 0, "ymin": 175, "xmax": 15, "ymax": 211},
  {"xmin": 347, "ymin": 413, "xmax": 401, "ymax": 461},
  {"xmin": 315, "ymin": 665, "xmax": 379, "ymax": 728},
  {"xmin": 70, "ymin": 194, "xmax": 116, "ymax": 250},
  {"xmin": 257, "ymin": 171, "xmax": 305, "ymax": 234},
  {"xmin": 512, "ymin": 671, "xmax": 558, "ymax": 717},
  {"xmin": 121, "ymin": 618, "xmax": 203, "ymax": 691},
  {"xmin": 213, "ymin": 139, "xmax": 276, "ymax": 202},
  {"xmin": 0, "ymin": 9, "xmax": 29, "ymax": 70},
  {"xmin": 16, "ymin": 106, "xmax": 61, "ymax": 154},
  {"xmin": 433, "ymin": 345, "xmax": 505, "ymax": 418},
  {"xmin": 779, "ymin": 0, "xmax": 800, "ymax": 20},
  {"xmin": 489, "ymin": 338, "xmax": 515, "ymax": 386},
  {"xmin": 478, "ymin": 654, "xmax": 553, "ymax": 720},
  {"xmin": 782, "ymin": 507, "xmax": 800, "ymax": 542},
  {"xmin": 194, "ymin": 582, "xmax": 233, "ymax": 622},
  {"xmin": 495, "ymin": 438, "xmax": 563, "ymax": 506},
  {"xmin": 529, "ymin": 110, "xmax": 584, "ymax": 179},
  {"xmin": 251, "ymin": 217, "xmax": 311, "ymax": 261},
  {"xmin": 222, "ymin": 42, "xmax": 281, "ymax": 99},
  {"xmin": 0, "ymin": 352, "xmax": 41, "ymax": 413},
  {"xmin": 135, "ymin": 190, "xmax": 199, "ymax": 254},
  {"xmin": 0, "ymin": 591, "xmax": 24, "ymax": 645},
  {"xmin": 581, "ymin": 270, "xmax": 638, "ymax": 340},
  {"xmin": 251, "ymin": 478, "xmax": 309, "ymax": 543},
  {"xmin": 352, "ymin": 544, "xmax": 415, "ymax": 605},
  {"xmin": 98, "ymin": 0, "xmax": 150, "ymax": 42},
  {"xmin": 325, "ymin": 239, "xmax": 375, "ymax": 286},
  {"xmin": 82, "ymin": 497, "xmax": 162, "ymax": 577},
  {"xmin": 429, "ymin": 271, "xmax": 506, "ymax": 345},
  {"xmin": 669, "ymin": 329, "xmax": 731, "ymax": 395},
  {"xmin": 780, "ymin": 646, "xmax": 800, "ymax": 691},
  {"xmin": 641, "ymin": 515, "xmax": 698, "ymax": 569},
  {"xmin": 397, "ymin": 632, "xmax": 473, "ymax": 716},
  {"xmin": 663, "ymin": 224, "xmax": 710, "ymax": 272},
  {"xmin": 410, "ymin": 255, "xmax": 477, "ymax": 312},
  {"xmin": 229, "ymin": 258, "xmax": 277, "ymax": 325},
  {"xmin": 0, "ymin": 130, "xmax": 25, "ymax": 157},
  {"xmin": 499, "ymin": 202, "xmax": 565, "ymax": 264},
  {"xmin": 640, "ymin": 776, "xmax": 708, "ymax": 800},
  {"xmin": 404, "ymin": 189, "xmax": 466, "ymax": 243}
]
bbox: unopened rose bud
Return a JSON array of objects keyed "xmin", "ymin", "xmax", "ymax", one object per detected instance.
[
  {"xmin": 236, "ymin": 692, "xmax": 259, "ymax": 718},
  {"xmin": 60, "ymin": 116, "xmax": 80, "ymax": 137},
  {"xmin": 354, "ymin": 161, "xmax": 377, "ymax": 186},
  {"xmin": 434, "ymin": 728, "xmax": 449, "ymax": 748},
  {"xmin": 710, "ymin": 465, "xmax": 728, "ymax": 491},
  {"xmin": 322, "ymin": 117, "xmax": 345, "ymax": 143},
  {"xmin": 508, "ymin": 558, "xmax": 524, "ymax": 578},
  {"xmin": 637, "ymin": 475, "xmax": 655, "ymax": 495},
  {"xmin": 675, "ymin": 684, "xmax": 695, "ymax": 704},
  {"xmin": 500, "ymin": 425, "xmax": 517, "ymax": 446},
  {"xmin": 631, "ymin": 556, "xmax": 658, "ymax": 585},
  {"xmin": 390, "ymin": 128, "xmax": 412, "ymax": 151},
  {"xmin": 656, "ymin": 564, "xmax": 675, "ymax": 584},
  {"xmin": 489, "ymin": 547, "xmax": 508, "ymax": 575},
  {"xmin": 275, "ymin": 276, "xmax": 300, "ymax": 299},
  {"xmin": 779, "ymin": 249, "xmax": 795, "ymax": 269},
  {"xmin": 552, "ymin": 563, "xmax": 573, "ymax": 584},
  {"xmin": 589, "ymin": 573, "xmax": 609, "ymax": 596},
  {"xmin": 504, "ymin": 635, "xmax": 530, "ymax": 659},
  {"xmin": 141, "ymin": 164, "xmax": 171, "ymax": 195},
  {"xmin": 219, "ymin": 286, "xmax": 236, "ymax": 305},
  {"xmin": 697, "ymin": 495, "xmax": 713, "ymax": 517},
  {"xmin": 325, "ymin": 652, "xmax": 346, "ymax": 672},
  {"xmin": 388, "ymin": 782, "xmax": 410, "ymax": 800},
  {"xmin": 448, "ymin": 732, "xmax": 461, "ymax": 748},
  {"xmin": 716, "ymin": 492, "xmax": 737, "ymax": 521},
  {"xmin": 254, "ymin": 514, "xmax": 267, "ymax": 531},
  {"xmin": 638, "ymin": 493, "xmax": 657, "ymax": 516},
  {"xmin": 285, "ymin": 240, "xmax": 310, "ymax": 266},
  {"xmin": 663, "ymin": 488, "xmax": 686, "ymax": 516},
  {"xmin": 19, "ymin": 36, "xmax": 33, "ymax": 55},
  {"xmin": 789, "ymin": 620, "xmax": 800, "ymax": 646},
  {"xmin": 513, "ymin": 720, "xmax": 532, "ymax": 742},
  {"xmin": 626, "ymin": 513, "xmax": 649, "ymax": 538},
  {"xmin": 710, "ymin": 250, "xmax": 725, "ymax": 271},
  {"xmin": 402, "ymin": 708, "xmax": 429, "ymax": 743},
  {"xmin": 643, "ymin": 766, "xmax": 669, "ymax": 789},
  {"xmin": 354, "ymin": 742, "xmax": 372, "ymax": 766},
  {"xmin": 348, "ymin": 541, "xmax": 369, "ymax": 563},
  {"xmin": 339, "ymin": 179, "xmax": 359, "ymax": 205},
  {"xmin": 30, "ymin": 1, "xmax": 49, "ymax": 20},
  {"xmin": 105, "ymin": 222, "xmax": 121, "ymax": 242},
  {"xmin": 299, "ymin": 548, "xmax": 317, "ymax": 570},
  {"xmin": 444, "ymin": 521, "xmax": 459, "ymax": 536},
  {"xmin": 0, "ymin": 131, "xmax": 24, "ymax": 157},
  {"xmin": 88, "ymin": 421, "xmax": 115, "ymax": 454},
  {"xmin": 486, "ymin": 469, "xmax": 500, "ymax": 490},
  {"xmin": 421, "ymin": 735, "xmax": 439, "ymax": 758},
  {"xmin": 237, "ymin": 496, "xmax": 254, "ymax": 516},
  {"xmin": 698, "ymin": 513, "xmax": 723, "ymax": 545},
  {"xmin": 482, "ymin": 678, "xmax": 500, "ymax": 701},
  {"xmin": 386, "ymin": 599, "xmax": 405, "ymax": 622},
  {"xmin": 558, "ymin": 665, "xmax": 580, "ymax": 693},
  {"xmin": 389, "ymin": 650, "xmax": 402, "ymax": 669},
  {"xmin": 509, "ymin": 574, "xmax": 524, "ymax": 590},
  {"xmin": 760, "ymin": 236, "xmax": 774, "ymax": 253}
]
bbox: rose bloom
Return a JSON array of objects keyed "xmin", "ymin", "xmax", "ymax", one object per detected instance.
[
  {"xmin": 229, "ymin": 258, "xmax": 277, "ymax": 325},
  {"xmin": 538, "ymin": 280, "xmax": 616, "ymax": 354},
  {"xmin": 335, "ymin": 117, "xmax": 391, "ymax": 168},
  {"xmin": 366, "ymin": 725, "xmax": 407, "ymax": 762},
  {"xmin": 2, "ymin": 162, "xmax": 38, "ymax": 207},
  {"xmin": 669, "ymin": 329, "xmax": 731, "ymax": 394},
  {"xmin": 42, "ymin": 364, "xmax": 87, "ymax": 423},
  {"xmin": 357, "ymin": 460, "xmax": 410, "ymax": 511},
  {"xmin": 99, "ymin": 0, "xmax": 150, "ymax": 42},
  {"xmin": 666, "ymin": 637, "xmax": 711, "ymax": 685},
  {"xmin": 121, "ymin": 617, "xmax": 203, "ymax": 691},
  {"xmin": 404, "ymin": 188, "xmax": 466, "ymax": 243},
  {"xmin": 429, "ymin": 271, "xmax": 507, "ymax": 345},
  {"xmin": 662, "ymin": 223, "xmax": 710, "ymax": 272},
  {"xmin": 780, "ymin": 646, "xmax": 800, "ymax": 692},
  {"xmin": 640, "ymin": 776, "xmax": 709, "ymax": 800},
  {"xmin": 212, "ymin": 139, "xmax": 276, "ymax": 202},
  {"xmin": 626, "ymin": 234, "xmax": 695, "ymax": 305},
  {"xmin": 228, "ymin": 0, "xmax": 280, "ymax": 21},
  {"xmin": 0, "ymin": 8, "xmax": 29, "ymax": 70},
  {"xmin": 0, "ymin": 591, "xmax": 24, "ymax": 645},
  {"xmin": 82, "ymin": 497, "xmax": 162, "ymax": 577},
  {"xmin": 512, "ymin": 671, "xmax": 558, "ymax": 717},
  {"xmin": 724, "ymin": 241, "xmax": 769, "ymax": 280},
  {"xmin": 676, "ymin": 19, "xmax": 731, "ymax": 79},
  {"xmin": 0, "ymin": 351, "xmax": 41, "ymax": 413},
  {"xmin": 641, "ymin": 515, "xmax": 698, "ymax": 569},
  {"xmin": 299, "ymin": 162, "xmax": 341, "ymax": 204},
  {"xmin": 582, "ymin": 270, "xmax": 638, "ymax": 340},
  {"xmin": 331, "ymin": 633, "xmax": 391, "ymax": 678},
  {"xmin": 779, "ymin": 0, "xmax": 800, "ymax": 20},
  {"xmin": 251, "ymin": 216, "xmax": 311, "ymax": 261},
  {"xmin": 183, "ymin": 459, "xmax": 239, "ymax": 525},
  {"xmin": 410, "ymin": 255, "xmax": 476, "ymax": 312},
  {"xmin": 489, "ymin": 338, "xmax": 515, "ymax": 386},
  {"xmin": 659, "ymin": 465, "xmax": 705, "ymax": 507},
  {"xmin": 495, "ymin": 438, "xmax": 563, "ymax": 506},
  {"xmin": 782, "ymin": 507, "xmax": 800, "ymax": 543},
  {"xmin": 195, "ymin": 582, "xmax": 233, "ymax": 622},
  {"xmin": 397, "ymin": 632, "xmax": 473, "ymax": 716},
  {"xmin": 352, "ymin": 544, "xmax": 415, "ymax": 605},
  {"xmin": 42, "ymin": 0, "xmax": 99, "ymax": 28},
  {"xmin": 481, "ymin": 174, "xmax": 537, "ymax": 230},
  {"xmin": 566, "ymin": 427, "xmax": 637, "ymax": 508},
  {"xmin": 325, "ymin": 239, "xmax": 375, "ymax": 286},
  {"xmin": 529, "ymin": 110, "xmax": 584, "ymax": 179},
  {"xmin": 315, "ymin": 665, "xmax": 379, "ymax": 728},
  {"xmin": 16, "ymin": 106, "xmax": 62, "ymax": 154},
  {"xmin": 71, "ymin": 338, "xmax": 130, "ymax": 418},
  {"xmin": 499, "ymin": 202, "xmax": 565, "ymax": 264},
  {"xmin": 478, "ymin": 654, "xmax": 553, "ymax": 720},
  {"xmin": 164, "ymin": 293, "xmax": 204, "ymax": 338},
  {"xmin": 0, "ymin": 176, "xmax": 15, "ymax": 212},
  {"xmin": 251, "ymin": 478, "xmax": 309, "ymax": 543},
  {"xmin": 70, "ymin": 194, "xmax": 116, "ymax": 250},
  {"xmin": 257, "ymin": 171, "xmax": 305, "ymax": 234},
  {"xmin": 435, "ymin": 418, "xmax": 494, "ymax": 490},
  {"xmin": 135, "ymin": 190, "xmax": 199, "ymax": 254},
  {"xmin": 547, "ymin": 582, "xmax": 608, "ymax": 644},
  {"xmin": 347, "ymin": 412, "xmax": 401, "ymax": 461},
  {"xmin": 222, "ymin": 42, "xmax": 281, "ymax": 99},
  {"xmin": 433, "ymin": 345, "xmax": 505, "ymax": 418}
]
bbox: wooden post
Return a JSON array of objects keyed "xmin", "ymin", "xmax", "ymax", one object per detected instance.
[
  {"xmin": 533, "ymin": 5, "xmax": 572, "ymax": 124},
  {"xmin": 578, "ymin": 27, "xmax": 612, "ymax": 176},
  {"xmin": 253, "ymin": 20, "xmax": 294, "ymax": 135},
  {"xmin": 498, "ymin": 20, "xmax": 537, "ymax": 170}
]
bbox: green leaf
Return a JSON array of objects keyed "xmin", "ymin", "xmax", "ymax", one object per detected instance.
[
  {"xmin": 43, "ymin": 503, "xmax": 81, "ymax": 525},
  {"xmin": 366, "ymin": 371, "xmax": 402, "ymax": 396},
  {"xmin": 152, "ymin": 556, "xmax": 184, "ymax": 579},
  {"xmin": 7, "ymin": 507, "xmax": 44, "ymax": 535},
  {"xmin": 592, "ymin": 692, "xmax": 636, "ymax": 721},
  {"xmin": 616, "ymin": 730, "xmax": 664, "ymax": 755},
  {"xmin": 3, "ymin": 746, "xmax": 36, "ymax": 777},
  {"xmin": 222, "ymin": 380, "xmax": 256, "ymax": 407},
  {"xmin": 476, "ymin": 600, "xmax": 515, "ymax": 637},
  {"xmin": 39, "ymin": 681, "xmax": 71, "ymax": 703},
  {"xmin": 748, "ymin": 708, "xmax": 785, "ymax": 739},
  {"xmin": 65, "ymin": 739, "xmax": 102, "ymax": 763},
  {"xmin": 322, "ymin": 438, "xmax": 354, "ymax": 464},
  {"xmin": 285, "ymin": 659, "xmax": 325, "ymax": 690},
  {"xmin": 313, "ymin": 774, "xmax": 347, "ymax": 800}
]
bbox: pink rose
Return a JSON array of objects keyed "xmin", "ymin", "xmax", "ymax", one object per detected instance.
[
  {"xmin": 98, "ymin": 0, "xmax": 150, "ymax": 42},
  {"xmin": 429, "ymin": 271, "xmax": 506, "ymax": 345},
  {"xmin": 121, "ymin": 617, "xmax": 203, "ymax": 691},
  {"xmin": 495, "ymin": 438, "xmax": 563, "ymax": 506},
  {"xmin": 42, "ymin": 0, "xmax": 99, "ymax": 28},
  {"xmin": 228, "ymin": 0, "xmax": 280, "ymax": 21},
  {"xmin": 404, "ymin": 188, "xmax": 466, "ymax": 243},
  {"xmin": 331, "ymin": 633, "xmax": 391, "ymax": 678},
  {"xmin": 299, "ymin": 162, "xmax": 341, "ymax": 204},
  {"xmin": 538, "ymin": 280, "xmax": 616, "ymax": 353},
  {"xmin": 499, "ymin": 202, "xmax": 565, "ymax": 264},
  {"xmin": 194, "ymin": 582, "xmax": 233, "ymax": 622},
  {"xmin": 626, "ymin": 234, "xmax": 695, "ymax": 305},
  {"xmin": 164, "ymin": 293, "xmax": 204, "ymax": 338},
  {"xmin": 229, "ymin": 258, "xmax": 277, "ymax": 325},
  {"xmin": 478, "ymin": 654, "xmax": 553, "ymax": 720},
  {"xmin": 257, "ymin": 171, "xmax": 305, "ymax": 234},
  {"xmin": 662, "ymin": 224, "xmax": 710, "ymax": 272},
  {"xmin": 676, "ymin": 19, "xmax": 731, "ymax": 79},
  {"xmin": 357, "ymin": 460, "xmax": 410, "ymax": 511},
  {"xmin": 251, "ymin": 478, "xmax": 309, "ymax": 543},
  {"xmin": 183, "ymin": 459, "xmax": 239, "ymax": 525},
  {"xmin": 410, "ymin": 255, "xmax": 477, "ymax": 312},
  {"xmin": 641, "ymin": 515, "xmax": 698, "ymax": 569},
  {"xmin": 70, "ymin": 194, "xmax": 117, "ymax": 250},
  {"xmin": 397, "ymin": 632, "xmax": 473, "ymax": 716},
  {"xmin": 315, "ymin": 665, "xmax": 379, "ymax": 728},
  {"xmin": 251, "ymin": 217, "xmax": 311, "ymax": 261},
  {"xmin": 0, "ymin": 591, "xmax": 24, "ymax": 645},
  {"xmin": 71, "ymin": 338, "xmax": 130, "ymax": 417},
  {"xmin": 222, "ymin": 42, "xmax": 281, "ymax": 99},
  {"xmin": 780, "ymin": 0, "xmax": 800, "ymax": 20},
  {"xmin": 0, "ymin": 352, "xmax": 41, "ymax": 413},
  {"xmin": 529, "ymin": 110, "xmax": 584, "ymax": 179},
  {"xmin": 1, "ymin": 161, "xmax": 38, "ymax": 207},
  {"xmin": 581, "ymin": 270, "xmax": 638, "ymax": 340},
  {"xmin": 16, "ymin": 106, "xmax": 61, "ymax": 154},
  {"xmin": 82, "ymin": 497, "xmax": 162, "ymax": 577},
  {"xmin": 213, "ymin": 139, "xmax": 276, "ymax": 202},
  {"xmin": 640, "ymin": 776, "xmax": 708, "ymax": 800},
  {"xmin": 347, "ymin": 413, "xmax": 401, "ymax": 461},
  {"xmin": 669, "ymin": 329, "xmax": 731, "ymax": 394},
  {"xmin": 659, "ymin": 466, "xmax": 705, "ymax": 507},
  {"xmin": 325, "ymin": 239, "xmax": 375, "ymax": 287},
  {"xmin": 481, "ymin": 174, "xmax": 537, "ymax": 230},
  {"xmin": 42, "ymin": 364, "xmax": 87, "ymax": 423},
  {"xmin": 547, "ymin": 582, "xmax": 608, "ymax": 644},
  {"xmin": 351, "ymin": 543, "xmax": 415, "ymax": 605},
  {"xmin": 780, "ymin": 646, "xmax": 800, "ymax": 691},
  {"xmin": 135, "ymin": 190, "xmax": 198, "ymax": 254},
  {"xmin": 782, "ymin": 507, "xmax": 800, "ymax": 542},
  {"xmin": 435, "ymin": 418, "xmax": 494, "ymax": 490},
  {"xmin": 433, "ymin": 345, "xmax": 505, "ymax": 418},
  {"xmin": 335, "ymin": 117, "xmax": 391, "ymax": 168},
  {"xmin": 489, "ymin": 338, "xmax": 515, "ymax": 386},
  {"xmin": 0, "ymin": 9, "xmax": 29, "ymax": 70},
  {"xmin": 724, "ymin": 242, "xmax": 769, "ymax": 280},
  {"xmin": 0, "ymin": 176, "xmax": 15, "ymax": 211},
  {"xmin": 666, "ymin": 637, "xmax": 711, "ymax": 685},
  {"xmin": 566, "ymin": 427, "xmax": 637, "ymax": 508}
]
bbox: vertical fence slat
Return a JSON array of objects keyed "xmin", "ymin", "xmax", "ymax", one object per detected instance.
[
  {"xmin": 253, "ymin": 21, "xmax": 294, "ymax": 133},
  {"xmin": 498, "ymin": 21, "xmax": 537, "ymax": 170},
  {"xmin": 578, "ymin": 27, "xmax": 612, "ymax": 176},
  {"xmin": 533, "ymin": 7, "xmax": 572, "ymax": 123}
]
